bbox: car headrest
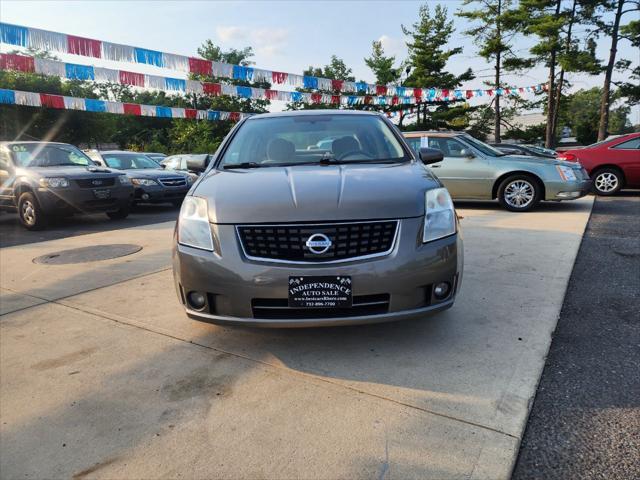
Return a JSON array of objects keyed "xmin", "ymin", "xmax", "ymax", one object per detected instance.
[
  {"xmin": 267, "ymin": 138, "xmax": 295, "ymax": 162},
  {"xmin": 332, "ymin": 136, "xmax": 359, "ymax": 157}
]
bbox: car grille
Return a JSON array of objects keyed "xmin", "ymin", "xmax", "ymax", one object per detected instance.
[
  {"xmin": 251, "ymin": 294, "xmax": 390, "ymax": 319},
  {"xmin": 158, "ymin": 177, "xmax": 187, "ymax": 187},
  {"xmin": 75, "ymin": 177, "xmax": 115, "ymax": 188},
  {"xmin": 237, "ymin": 220, "xmax": 398, "ymax": 263}
]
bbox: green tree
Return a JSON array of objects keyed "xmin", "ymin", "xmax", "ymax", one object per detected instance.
[
  {"xmin": 197, "ymin": 40, "xmax": 254, "ymax": 66},
  {"xmin": 517, "ymin": 0, "xmax": 602, "ymax": 148},
  {"xmin": 364, "ymin": 40, "xmax": 402, "ymax": 86},
  {"xmin": 594, "ymin": 0, "xmax": 640, "ymax": 139},
  {"xmin": 402, "ymin": 4, "xmax": 475, "ymax": 129},
  {"xmin": 558, "ymin": 87, "xmax": 631, "ymax": 144},
  {"xmin": 458, "ymin": 0, "xmax": 527, "ymax": 142}
]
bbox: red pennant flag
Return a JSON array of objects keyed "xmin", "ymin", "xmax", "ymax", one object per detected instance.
[
  {"xmin": 466, "ymin": 90, "xmax": 473, "ymax": 99},
  {"xmin": 413, "ymin": 88, "xmax": 422, "ymax": 100},
  {"xmin": 188, "ymin": 57, "xmax": 212, "ymax": 76},
  {"xmin": 0, "ymin": 53, "xmax": 35, "ymax": 72},
  {"xmin": 264, "ymin": 89, "xmax": 279, "ymax": 100},
  {"xmin": 442, "ymin": 89, "xmax": 450, "ymax": 100},
  {"xmin": 311, "ymin": 93, "xmax": 322, "ymax": 104},
  {"xmin": 123, "ymin": 103, "xmax": 142, "ymax": 116},
  {"xmin": 272, "ymin": 71, "xmax": 288, "ymax": 84},
  {"xmin": 376, "ymin": 85, "xmax": 387, "ymax": 96},
  {"xmin": 505, "ymin": 88, "xmax": 512, "ymax": 95},
  {"xmin": 202, "ymin": 83, "xmax": 222, "ymax": 96},
  {"xmin": 331, "ymin": 95, "xmax": 340, "ymax": 104},
  {"xmin": 119, "ymin": 71, "xmax": 145, "ymax": 87},
  {"xmin": 229, "ymin": 112, "xmax": 241, "ymax": 122},
  {"xmin": 487, "ymin": 89, "xmax": 494, "ymax": 97},
  {"xmin": 518, "ymin": 87, "xmax": 525, "ymax": 94},
  {"xmin": 184, "ymin": 108, "xmax": 197, "ymax": 119},
  {"xmin": 331, "ymin": 79, "xmax": 344, "ymax": 91},
  {"xmin": 67, "ymin": 35, "xmax": 101, "ymax": 58},
  {"xmin": 39, "ymin": 93, "xmax": 64, "ymax": 109},
  {"xmin": 391, "ymin": 96, "xmax": 399, "ymax": 105},
  {"xmin": 364, "ymin": 95, "xmax": 373, "ymax": 105}
]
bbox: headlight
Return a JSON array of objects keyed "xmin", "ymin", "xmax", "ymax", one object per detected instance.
[
  {"xmin": 178, "ymin": 196, "xmax": 214, "ymax": 251},
  {"xmin": 39, "ymin": 177, "xmax": 69, "ymax": 188},
  {"xmin": 556, "ymin": 165, "xmax": 577, "ymax": 181},
  {"xmin": 118, "ymin": 175, "xmax": 131, "ymax": 185},
  {"xmin": 423, "ymin": 188, "xmax": 456, "ymax": 243},
  {"xmin": 131, "ymin": 178, "xmax": 158, "ymax": 186}
]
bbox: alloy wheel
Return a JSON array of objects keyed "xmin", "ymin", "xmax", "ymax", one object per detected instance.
[
  {"xmin": 21, "ymin": 200, "xmax": 36, "ymax": 226},
  {"xmin": 504, "ymin": 180, "xmax": 535, "ymax": 209},
  {"xmin": 594, "ymin": 172, "xmax": 619, "ymax": 193}
]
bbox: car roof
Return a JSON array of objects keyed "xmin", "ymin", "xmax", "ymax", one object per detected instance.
[
  {"xmin": 247, "ymin": 109, "xmax": 383, "ymax": 120},
  {"xmin": 403, "ymin": 131, "xmax": 464, "ymax": 138},
  {"xmin": 0, "ymin": 141, "xmax": 71, "ymax": 146},
  {"xmin": 99, "ymin": 150, "xmax": 150, "ymax": 155}
]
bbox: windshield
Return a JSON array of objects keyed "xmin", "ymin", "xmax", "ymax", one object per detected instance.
[
  {"xmin": 459, "ymin": 135, "xmax": 506, "ymax": 156},
  {"xmin": 219, "ymin": 114, "xmax": 409, "ymax": 168},
  {"xmin": 102, "ymin": 153, "xmax": 159, "ymax": 169},
  {"xmin": 9, "ymin": 143, "xmax": 93, "ymax": 168}
]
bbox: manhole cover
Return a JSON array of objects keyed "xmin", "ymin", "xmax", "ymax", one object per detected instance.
[{"xmin": 33, "ymin": 244, "xmax": 143, "ymax": 265}]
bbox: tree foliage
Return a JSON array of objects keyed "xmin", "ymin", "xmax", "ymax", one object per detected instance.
[{"xmin": 364, "ymin": 41, "xmax": 401, "ymax": 85}]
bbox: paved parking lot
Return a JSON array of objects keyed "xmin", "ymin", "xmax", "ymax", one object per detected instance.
[{"xmin": 0, "ymin": 199, "xmax": 593, "ymax": 479}]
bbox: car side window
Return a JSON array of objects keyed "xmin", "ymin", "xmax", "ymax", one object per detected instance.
[
  {"xmin": 405, "ymin": 137, "xmax": 420, "ymax": 154},
  {"xmin": 611, "ymin": 138, "xmax": 640, "ymax": 150},
  {"xmin": 427, "ymin": 138, "xmax": 466, "ymax": 157}
]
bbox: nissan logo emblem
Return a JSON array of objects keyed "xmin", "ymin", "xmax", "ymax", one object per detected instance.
[
  {"xmin": 92, "ymin": 179, "xmax": 103, "ymax": 186},
  {"xmin": 305, "ymin": 233, "xmax": 332, "ymax": 254}
]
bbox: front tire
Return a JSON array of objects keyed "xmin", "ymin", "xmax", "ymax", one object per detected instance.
[
  {"xmin": 497, "ymin": 174, "xmax": 541, "ymax": 212},
  {"xmin": 18, "ymin": 191, "xmax": 48, "ymax": 230},
  {"xmin": 592, "ymin": 168, "xmax": 623, "ymax": 196},
  {"xmin": 106, "ymin": 206, "xmax": 130, "ymax": 220}
]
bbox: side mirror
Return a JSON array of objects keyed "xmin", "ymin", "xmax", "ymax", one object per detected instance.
[
  {"xmin": 186, "ymin": 155, "xmax": 209, "ymax": 173},
  {"xmin": 160, "ymin": 163, "xmax": 166, "ymax": 169},
  {"xmin": 460, "ymin": 148, "xmax": 475, "ymax": 158},
  {"xmin": 419, "ymin": 147, "xmax": 444, "ymax": 165}
]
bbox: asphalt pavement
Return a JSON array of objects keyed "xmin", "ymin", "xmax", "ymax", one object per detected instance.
[
  {"xmin": 513, "ymin": 193, "xmax": 640, "ymax": 479},
  {"xmin": 0, "ymin": 204, "xmax": 179, "ymax": 248}
]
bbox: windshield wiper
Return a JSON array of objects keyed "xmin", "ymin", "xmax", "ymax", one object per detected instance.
[{"xmin": 223, "ymin": 162, "xmax": 264, "ymax": 170}]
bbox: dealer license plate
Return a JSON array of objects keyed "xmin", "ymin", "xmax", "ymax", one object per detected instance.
[
  {"xmin": 288, "ymin": 276, "xmax": 352, "ymax": 308},
  {"xmin": 93, "ymin": 188, "xmax": 111, "ymax": 199}
]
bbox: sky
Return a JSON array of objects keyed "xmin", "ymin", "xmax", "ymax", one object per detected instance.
[{"xmin": 1, "ymin": 0, "xmax": 638, "ymax": 122}]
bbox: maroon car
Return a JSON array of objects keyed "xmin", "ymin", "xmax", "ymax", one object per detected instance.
[{"xmin": 557, "ymin": 132, "xmax": 640, "ymax": 195}]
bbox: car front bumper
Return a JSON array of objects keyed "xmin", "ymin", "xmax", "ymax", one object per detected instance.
[
  {"xmin": 172, "ymin": 216, "xmax": 463, "ymax": 328},
  {"xmin": 134, "ymin": 184, "xmax": 190, "ymax": 203},
  {"xmin": 544, "ymin": 178, "xmax": 592, "ymax": 201},
  {"xmin": 37, "ymin": 185, "xmax": 134, "ymax": 214}
]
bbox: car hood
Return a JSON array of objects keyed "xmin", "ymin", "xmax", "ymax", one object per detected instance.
[
  {"xmin": 498, "ymin": 154, "xmax": 578, "ymax": 168},
  {"xmin": 17, "ymin": 165, "xmax": 121, "ymax": 178},
  {"xmin": 195, "ymin": 162, "xmax": 439, "ymax": 224},
  {"xmin": 121, "ymin": 168, "xmax": 188, "ymax": 179}
]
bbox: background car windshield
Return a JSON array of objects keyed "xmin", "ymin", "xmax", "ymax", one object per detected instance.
[
  {"xmin": 103, "ymin": 154, "xmax": 159, "ymax": 169},
  {"xmin": 9, "ymin": 143, "xmax": 92, "ymax": 167},
  {"xmin": 459, "ymin": 135, "xmax": 505, "ymax": 156},
  {"xmin": 219, "ymin": 115, "xmax": 407, "ymax": 167}
]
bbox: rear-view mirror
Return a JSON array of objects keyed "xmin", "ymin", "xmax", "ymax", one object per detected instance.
[
  {"xmin": 186, "ymin": 154, "xmax": 210, "ymax": 173},
  {"xmin": 419, "ymin": 147, "xmax": 444, "ymax": 165}
]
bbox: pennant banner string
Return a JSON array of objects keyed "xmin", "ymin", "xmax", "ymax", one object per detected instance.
[
  {"xmin": 0, "ymin": 52, "xmax": 547, "ymax": 106},
  {"xmin": 0, "ymin": 87, "xmax": 248, "ymax": 122},
  {"xmin": 0, "ymin": 22, "xmax": 548, "ymax": 101}
]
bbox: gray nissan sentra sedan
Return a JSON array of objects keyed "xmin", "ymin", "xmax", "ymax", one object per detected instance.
[{"xmin": 172, "ymin": 110, "xmax": 463, "ymax": 327}]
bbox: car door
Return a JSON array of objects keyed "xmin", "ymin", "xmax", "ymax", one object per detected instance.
[
  {"xmin": 423, "ymin": 136, "xmax": 493, "ymax": 198},
  {"xmin": 609, "ymin": 137, "xmax": 640, "ymax": 187},
  {"xmin": 0, "ymin": 150, "xmax": 16, "ymax": 207}
]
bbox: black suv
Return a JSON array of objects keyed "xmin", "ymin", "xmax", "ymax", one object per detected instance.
[
  {"xmin": 0, "ymin": 142, "xmax": 134, "ymax": 230},
  {"xmin": 85, "ymin": 150, "xmax": 192, "ymax": 207}
]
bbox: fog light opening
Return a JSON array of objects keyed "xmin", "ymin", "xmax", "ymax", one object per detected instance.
[
  {"xmin": 187, "ymin": 291, "xmax": 207, "ymax": 310},
  {"xmin": 434, "ymin": 282, "xmax": 451, "ymax": 300},
  {"xmin": 141, "ymin": 193, "xmax": 150, "ymax": 201}
]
